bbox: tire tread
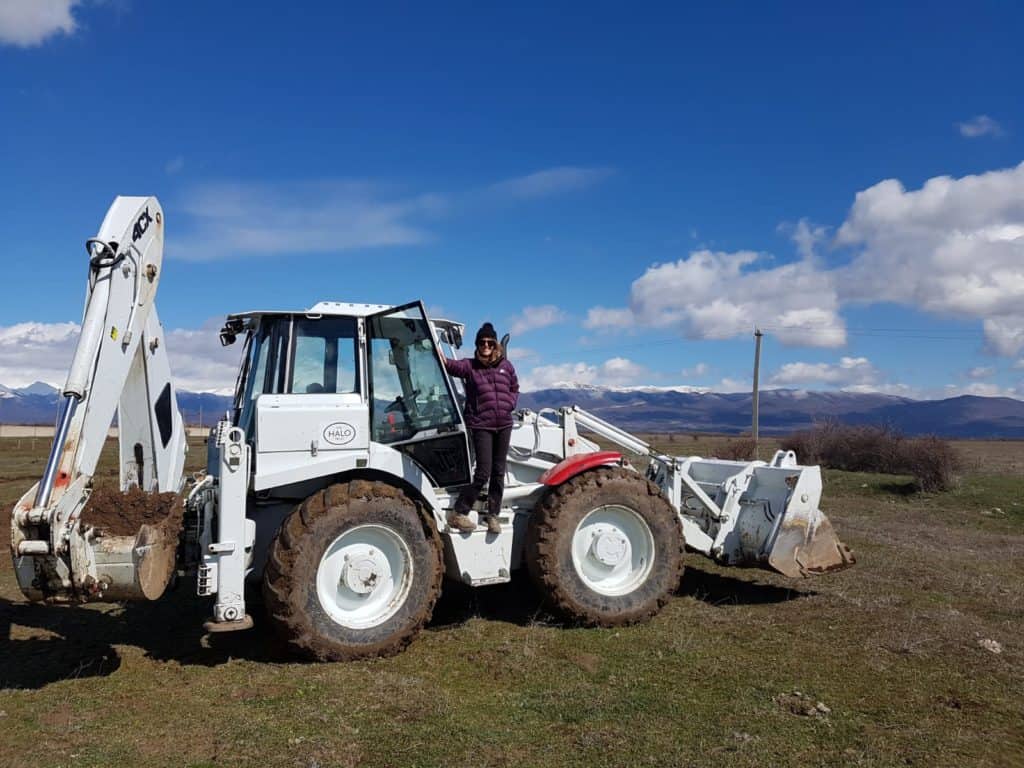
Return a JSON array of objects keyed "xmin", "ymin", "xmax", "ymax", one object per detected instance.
[
  {"xmin": 525, "ymin": 466, "xmax": 684, "ymax": 627},
  {"xmin": 262, "ymin": 480, "xmax": 442, "ymax": 661}
]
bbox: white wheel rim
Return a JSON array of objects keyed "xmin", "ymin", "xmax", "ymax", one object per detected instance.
[
  {"xmin": 316, "ymin": 524, "xmax": 413, "ymax": 629},
  {"xmin": 571, "ymin": 505, "xmax": 655, "ymax": 597}
]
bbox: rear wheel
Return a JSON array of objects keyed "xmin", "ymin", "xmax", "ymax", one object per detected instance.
[
  {"xmin": 263, "ymin": 480, "xmax": 442, "ymax": 661},
  {"xmin": 526, "ymin": 467, "xmax": 684, "ymax": 626}
]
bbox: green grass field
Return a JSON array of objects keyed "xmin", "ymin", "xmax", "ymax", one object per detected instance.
[{"xmin": 1, "ymin": 435, "xmax": 1022, "ymax": 767}]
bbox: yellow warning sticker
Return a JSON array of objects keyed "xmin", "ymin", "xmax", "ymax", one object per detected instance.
[{"xmin": 110, "ymin": 326, "xmax": 118, "ymax": 340}]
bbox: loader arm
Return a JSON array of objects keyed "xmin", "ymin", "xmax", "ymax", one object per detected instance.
[
  {"xmin": 536, "ymin": 406, "xmax": 853, "ymax": 577},
  {"xmin": 11, "ymin": 196, "xmax": 188, "ymax": 601}
]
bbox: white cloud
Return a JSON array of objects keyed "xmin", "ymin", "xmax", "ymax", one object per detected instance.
[
  {"xmin": 967, "ymin": 366, "xmax": 995, "ymax": 380},
  {"xmin": 983, "ymin": 315, "xmax": 1024, "ymax": 357},
  {"xmin": 507, "ymin": 345, "xmax": 538, "ymax": 362},
  {"xmin": 770, "ymin": 356, "xmax": 878, "ymax": 387},
  {"xmin": 171, "ymin": 180, "xmax": 444, "ymax": 261},
  {"xmin": 944, "ymin": 382, "xmax": 1017, "ymax": 398},
  {"xmin": 583, "ymin": 306, "xmax": 635, "ymax": 330},
  {"xmin": 621, "ymin": 249, "xmax": 846, "ymax": 347},
  {"xmin": 681, "ymin": 362, "xmax": 709, "ymax": 378},
  {"xmin": 957, "ymin": 115, "xmax": 1005, "ymax": 139},
  {"xmin": 0, "ymin": 0, "xmax": 79, "ymax": 47},
  {"xmin": 165, "ymin": 156, "xmax": 185, "ymax": 175},
  {"xmin": 600, "ymin": 357, "xmax": 648, "ymax": 384},
  {"xmin": 587, "ymin": 163, "xmax": 1024, "ymax": 357},
  {"xmin": 520, "ymin": 356, "xmax": 649, "ymax": 390},
  {"xmin": 521, "ymin": 362, "xmax": 597, "ymax": 390},
  {"xmin": 165, "ymin": 319, "xmax": 248, "ymax": 392},
  {"xmin": 0, "ymin": 321, "xmax": 80, "ymax": 387},
  {"xmin": 779, "ymin": 218, "xmax": 828, "ymax": 260},
  {"xmin": 716, "ymin": 377, "xmax": 750, "ymax": 393},
  {"xmin": 171, "ymin": 166, "xmax": 612, "ymax": 261},
  {"xmin": 836, "ymin": 162, "xmax": 1024, "ymax": 355},
  {"xmin": 508, "ymin": 304, "xmax": 567, "ymax": 335},
  {"xmin": 488, "ymin": 166, "xmax": 613, "ymax": 200},
  {"xmin": 0, "ymin": 319, "xmax": 243, "ymax": 393}
]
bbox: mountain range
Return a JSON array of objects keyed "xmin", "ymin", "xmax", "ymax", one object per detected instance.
[
  {"xmin": 3, "ymin": 382, "xmax": 1024, "ymax": 438},
  {"xmin": 519, "ymin": 385, "xmax": 1024, "ymax": 438}
]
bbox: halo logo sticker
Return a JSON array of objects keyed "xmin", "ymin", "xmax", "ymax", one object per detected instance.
[{"xmin": 322, "ymin": 422, "xmax": 357, "ymax": 446}]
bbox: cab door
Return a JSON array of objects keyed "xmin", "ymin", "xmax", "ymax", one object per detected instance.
[{"xmin": 365, "ymin": 302, "xmax": 471, "ymax": 487}]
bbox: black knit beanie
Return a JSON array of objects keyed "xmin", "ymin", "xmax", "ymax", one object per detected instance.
[{"xmin": 475, "ymin": 322, "xmax": 497, "ymax": 345}]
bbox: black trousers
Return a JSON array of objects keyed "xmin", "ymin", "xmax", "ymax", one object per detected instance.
[{"xmin": 454, "ymin": 427, "xmax": 513, "ymax": 516}]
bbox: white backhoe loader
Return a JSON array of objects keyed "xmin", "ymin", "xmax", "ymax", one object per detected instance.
[{"xmin": 10, "ymin": 197, "xmax": 854, "ymax": 660}]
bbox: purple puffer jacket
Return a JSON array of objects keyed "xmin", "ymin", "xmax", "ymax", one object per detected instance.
[{"xmin": 444, "ymin": 356, "xmax": 519, "ymax": 430}]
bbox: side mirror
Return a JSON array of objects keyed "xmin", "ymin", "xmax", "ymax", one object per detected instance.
[
  {"xmin": 449, "ymin": 326, "xmax": 463, "ymax": 349},
  {"xmin": 501, "ymin": 333, "xmax": 510, "ymax": 354},
  {"xmin": 219, "ymin": 318, "xmax": 245, "ymax": 346}
]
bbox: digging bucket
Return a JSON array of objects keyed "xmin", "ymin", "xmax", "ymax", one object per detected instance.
[
  {"xmin": 11, "ymin": 483, "xmax": 185, "ymax": 603},
  {"xmin": 78, "ymin": 486, "xmax": 185, "ymax": 600}
]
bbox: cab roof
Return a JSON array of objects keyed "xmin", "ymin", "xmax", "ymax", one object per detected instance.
[
  {"xmin": 226, "ymin": 301, "xmax": 396, "ymax": 322},
  {"xmin": 222, "ymin": 301, "xmax": 466, "ymax": 346}
]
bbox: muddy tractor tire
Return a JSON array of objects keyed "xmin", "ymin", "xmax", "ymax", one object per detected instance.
[
  {"xmin": 263, "ymin": 480, "xmax": 442, "ymax": 661},
  {"xmin": 525, "ymin": 466, "xmax": 684, "ymax": 627}
]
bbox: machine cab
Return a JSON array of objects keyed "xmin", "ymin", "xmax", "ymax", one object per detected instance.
[{"xmin": 223, "ymin": 301, "xmax": 472, "ymax": 489}]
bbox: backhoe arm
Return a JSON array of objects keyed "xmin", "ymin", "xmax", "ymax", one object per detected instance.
[{"xmin": 11, "ymin": 196, "xmax": 187, "ymax": 601}]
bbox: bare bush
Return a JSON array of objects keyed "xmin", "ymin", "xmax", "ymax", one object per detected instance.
[
  {"xmin": 719, "ymin": 436, "xmax": 756, "ymax": 461},
  {"xmin": 896, "ymin": 436, "xmax": 962, "ymax": 492},
  {"xmin": 781, "ymin": 421, "xmax": 961, "ymax": 492}
]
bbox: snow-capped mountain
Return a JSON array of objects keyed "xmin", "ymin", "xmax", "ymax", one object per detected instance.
[
  {"xmin": 519, "ymin": 386, "xmax": 1024, "ymax": 437},
  {"xmin": 1, "ymin": 382, "xmax": 1023, "ymax": 437}
]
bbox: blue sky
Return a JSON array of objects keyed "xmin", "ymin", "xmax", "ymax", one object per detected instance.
[{"xmin": 1, "ymin": 1, "xmax": 1023, "ymax": 397}]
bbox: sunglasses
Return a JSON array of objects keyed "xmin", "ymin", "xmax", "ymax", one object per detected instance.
[{"xmin": 477, "ymin": 339, "xmax": 496, "ymax": 348}]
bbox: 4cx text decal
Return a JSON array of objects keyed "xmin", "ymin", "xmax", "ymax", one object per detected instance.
[{"xmin": 132, "ymin": 208, "xmax": 153, "ymax": 243}]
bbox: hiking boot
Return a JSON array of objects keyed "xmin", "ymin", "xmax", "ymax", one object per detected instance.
[
  {"xmin": 447, "ymin": 512, "xmax": 476, "ymax": 533},
  {"xmin": 484, "ymin": 514, "xmax": 502, "ymax": 535}
]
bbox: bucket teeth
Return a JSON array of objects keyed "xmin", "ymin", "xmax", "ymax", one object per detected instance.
[{"xmin": 768, "ymin": 510, "xmax": 855, "ymax": 578}]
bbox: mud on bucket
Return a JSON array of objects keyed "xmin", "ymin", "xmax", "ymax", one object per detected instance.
[
  {"xmin": 766, "ymin": 505, "xmax": 855, "ymax": 579},
  {"xmin": 82, "ymin": 487, "xmax": 186, "ymax": 601}
]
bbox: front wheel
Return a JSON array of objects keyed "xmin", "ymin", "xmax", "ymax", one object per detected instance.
[
  {"xmin": 525, "ymin": 467, "xmax": 684, "ymax": 626},
  {"xmin": 263, "ymin": 480, "xmax": 442, "ymax": 661}
]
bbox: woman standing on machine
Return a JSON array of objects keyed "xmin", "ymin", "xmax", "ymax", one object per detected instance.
[{"xmin": 443, "ymin": 322, "xmax": 519, "ymax": 535}]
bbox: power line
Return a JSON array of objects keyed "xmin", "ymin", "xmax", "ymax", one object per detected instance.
[{"xmin": 577, "ymin": 325, "xmax": 989, "ymax": 354}]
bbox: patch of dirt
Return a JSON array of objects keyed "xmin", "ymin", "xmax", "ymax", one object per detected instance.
[
  {"xmin": 569, "ymin": 651, "xmax": 601, "ymax": 675},
  {"xmin": 83, "ymin": 487, "xmax": 182, "ymax": 536},
  {"xmin": 774, "ymin": 691, "xmax": 831, "ymax": 717}
]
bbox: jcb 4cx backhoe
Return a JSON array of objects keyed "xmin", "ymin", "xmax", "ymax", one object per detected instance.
[{"xmin": 11, "ymin": 197, "xmax": 854, "ymax": 660}]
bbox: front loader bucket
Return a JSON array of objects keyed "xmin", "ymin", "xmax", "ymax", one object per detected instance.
[
  {"xmin": 766, "ymin": 505, "xmax": 854, "ymax": 578},
  {"xmin": 713, "ymin": 459, "xmax": 855, "ymax": 578}
]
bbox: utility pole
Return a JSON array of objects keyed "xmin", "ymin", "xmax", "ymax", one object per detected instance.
[{"xmin": 752, "ymin": 328, "xmax": 763, "ymax": 460}]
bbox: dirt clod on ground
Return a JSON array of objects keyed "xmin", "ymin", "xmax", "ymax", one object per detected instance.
[
  {"xmin": 82, "ymin": 487, "xmax": 182, "ymax": 536},
  {"xmin": 774, "ymin": 691, "xmax": 831, "ymax": 718}
]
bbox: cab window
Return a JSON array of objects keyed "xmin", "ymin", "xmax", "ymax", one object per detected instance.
[
  {"xmin": 289, "ymin": 317, "xmax": 358, "ymax": 394},
  {"xmin": 368, "ymin": 305, "xmax": 461, "ymax": 444}
]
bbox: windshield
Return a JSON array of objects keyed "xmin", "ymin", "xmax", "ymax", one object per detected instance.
[{"xmin": 368, "ymin": 304, "xmax": 461, "ymax": 444}]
